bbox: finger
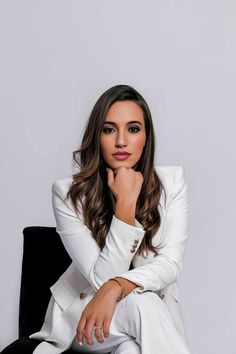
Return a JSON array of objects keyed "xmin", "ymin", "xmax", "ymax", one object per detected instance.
[
  {"xmin": 82, "ymin": 328, "xmax": 86, "ymax": 344},
  {"xmin": 94, "ymin": 322, "xmax": 105, "ymax": 344},
  {"xmin": 139, "ymin": 171, "xmax": 144, "ymax": 180},
  {"xmin": 84, "ymin": 319, "xmax": 95, "ymax": 345},
  {"xmin": 106, "ymin": 168, "xmax": 114, "ymax": 186},
  {"xmin": 76, "ymin": 316, "xmax": 86, "ymax": 345},
  {"xmin": 102, "ymin": 317, "xmax": 111, "ymax": 338},
  {"xmin": 138, "ymin": 172, "xmax": 144, "ymax": 182}
]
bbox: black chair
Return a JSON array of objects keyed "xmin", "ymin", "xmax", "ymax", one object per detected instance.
[{"xmin": 1, "ymin": 226, "xmax": 110, "ymax": 353}]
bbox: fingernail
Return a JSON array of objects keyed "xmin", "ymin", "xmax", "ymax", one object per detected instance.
[
  {"xmin": 106, "ymin": 168, "xmax": 109, "ymax": 172},
  {"xmin": 79, "ymin": 341, "xmax": 83, "ymax": 346}
]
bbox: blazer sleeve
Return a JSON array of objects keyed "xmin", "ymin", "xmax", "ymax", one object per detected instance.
[
  {"xmin": 51, "ymin": 179, "xmax": 146, "ymax": 292},
  {"xmin": 115, "ymin": 166, "xmax": 190, "ymax": 293}
]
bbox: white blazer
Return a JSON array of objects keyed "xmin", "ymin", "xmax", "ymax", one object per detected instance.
[{"xmin": 29, "ymin": 165, "xmax": 190, "ymax": 353}]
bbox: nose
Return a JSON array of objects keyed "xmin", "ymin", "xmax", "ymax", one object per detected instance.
[{"xmin": 115, "ymin": 131, "xmax": 127, "ymax": 148}]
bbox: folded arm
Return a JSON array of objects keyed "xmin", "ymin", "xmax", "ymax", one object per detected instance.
[
  {"xmin": 52, "ymin": 179, "xmax": 146, "ymax": 292},
  {"xmin": 115, "ymin": 166, "xmax": 190, "ymax": 293}
]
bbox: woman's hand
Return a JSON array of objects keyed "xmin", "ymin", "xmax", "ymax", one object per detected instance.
[
  {"xmin": 106, "ymin": 166, "xmax": 143, "ymax": 203},
  {"xmin": 76, "ymin": 281, "xmax": 122, "ymax": 346}
]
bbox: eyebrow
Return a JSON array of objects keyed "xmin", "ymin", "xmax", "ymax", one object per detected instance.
[{"xmin": 103, "ymin": 120, "xmax": 143, "ymax": 126}]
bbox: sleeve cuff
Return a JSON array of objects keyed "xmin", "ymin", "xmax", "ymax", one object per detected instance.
[{"xmin": 113, "ymin": 214, "xmax": 144, "ymax": 231}]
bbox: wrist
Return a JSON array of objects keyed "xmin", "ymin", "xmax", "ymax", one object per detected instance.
[
  {"xmin": 115, "ymin": 200, "xmax": 137, "ymax": 226},
  {"xmin": 106, "ymin": 279, "xmax": 124, "ymax": 302},
  {"xmin": 116, "ymin": 197, "xmax": 137, "ymax": 209}
]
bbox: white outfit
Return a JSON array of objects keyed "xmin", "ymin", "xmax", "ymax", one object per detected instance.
[{"xmin": 29, "ymin": 165, "xmax": 191, "ymax": 354}]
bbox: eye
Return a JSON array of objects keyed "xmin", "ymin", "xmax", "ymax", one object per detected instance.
[
  {"xmin": 102, "ymin": 127, "xmax": 114, "ymax": 133},
  {"xmin": 129, "ymin": 126, "xmax": 140, "ymax": 133},
  {"xmin": 102, "ymin": 126, "xmax": 141, "ymax": 134}
]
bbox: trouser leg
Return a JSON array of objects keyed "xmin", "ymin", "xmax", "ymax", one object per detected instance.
[
  {"xmin": 116, "ymin": 291, "xmax": 191, "ymax": 354},
  {"xmin": 110, "ymin": 337, "xmax": 141, "ymax": 354}
]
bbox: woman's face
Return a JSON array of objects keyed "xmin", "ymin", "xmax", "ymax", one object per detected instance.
[{"xmin": 100, "ymin": 100, "xmax": 146, "ymax": 170}]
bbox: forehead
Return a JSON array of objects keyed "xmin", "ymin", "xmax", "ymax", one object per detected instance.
[{"xmin": 104, "ymin": 101, "xmax": 144, "ymax": 123}]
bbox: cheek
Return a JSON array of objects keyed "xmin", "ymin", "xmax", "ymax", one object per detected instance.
[
  {"xmin": 133, "ymin": 134, "xmax": 146, "ymax": 151},
  {"xmin": 100, "ymin": 136, "xmax": 111, "ymax": 155}
]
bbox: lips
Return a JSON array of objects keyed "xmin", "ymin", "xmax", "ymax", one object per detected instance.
[
  {"xmin": 113, "ymin": 153, "xmax": 130, "ymax": 156},
  {"xmin": 112, "ymin": 152, "xmax": 131, "ymax": 160},
  {"xmin": 112, "ymin": 152, "xmax": 131, "ymax": 156}
]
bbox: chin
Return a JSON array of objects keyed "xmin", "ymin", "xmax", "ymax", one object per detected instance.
[{"xmin": 114, "ymin": 162, "xmax": 138, "ymax": 170}]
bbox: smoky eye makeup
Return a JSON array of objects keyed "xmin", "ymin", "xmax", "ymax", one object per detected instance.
[
  {"xmin": 102, "ymin": 126, "xmax": 141, "ymax": 133},
  {"xmin": 102, "ymin": 127, "xmax": 113, "ymax": 133}
]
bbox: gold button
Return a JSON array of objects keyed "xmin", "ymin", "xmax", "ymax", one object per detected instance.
[
  {"xmin": 134, "ymin": 239, "xmax": 139, "ymax": 244},
  {"xmin": 131, "ymin": 244, "xmax": 137, "ymax": 249},
  {"xmin": 79, "ymin": 292, "xmax": 86, "ymax": 299},
  {"xmin": 130, "ymin": 249, "xmax": 135, "ymax": 253},
  {"xmin": 160, "ymin": 294, "xmax": 165, "ymax": 299}
]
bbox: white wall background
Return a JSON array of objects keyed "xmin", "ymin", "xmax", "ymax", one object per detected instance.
[{"xmin": 0, "ymin": 1, "xmax": 235, "ymax": 353}]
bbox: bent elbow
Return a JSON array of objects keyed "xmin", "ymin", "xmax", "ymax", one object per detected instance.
[
  {"xmin": 157, "ymin": 255, "xmax": 182, "ymax": 286},
  {"xmin": 89, "ymin": 258, "xmax": 107, "ymax": 292}
]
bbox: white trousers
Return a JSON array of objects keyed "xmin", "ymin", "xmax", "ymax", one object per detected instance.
[{"xmin": 69, "ymin": 290, "xmax": 191, "ymax": 354}]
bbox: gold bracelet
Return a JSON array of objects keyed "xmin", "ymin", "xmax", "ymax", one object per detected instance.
[{"xmin": 108, "ymin": 277, "xmax": 126, "ymax": 301}]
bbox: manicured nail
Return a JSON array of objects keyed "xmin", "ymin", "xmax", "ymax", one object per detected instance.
[{"xmin": 79, "ymin": 341, "xmax": 83, "ymax": 346}]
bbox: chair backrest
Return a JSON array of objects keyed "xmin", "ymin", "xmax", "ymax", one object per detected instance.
[{"xmin": 19, "ymin": 226, "xmax": 72, "ymax": 337}]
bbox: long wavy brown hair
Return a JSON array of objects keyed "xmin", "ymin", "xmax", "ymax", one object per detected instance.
[{"xmin": 66, "ymin": 84, "xmax": 166, "ymax": 258}]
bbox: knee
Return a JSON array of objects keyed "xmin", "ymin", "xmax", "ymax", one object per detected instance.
[
  {"xmin": 123, "ymin": 290, "xmax": 160, "ymax": 313},
  {"xmin": 117, "ymin": 291, "xmax": 161, "ymax": 339},
  {"xmin": 112, "ymin": 338, "xmax": 141, "ymax": 354}
]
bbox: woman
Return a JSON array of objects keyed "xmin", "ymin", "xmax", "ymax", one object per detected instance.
[{"xmin": 29, "ymin": 84, "xmax": 191, "ymax": 353}]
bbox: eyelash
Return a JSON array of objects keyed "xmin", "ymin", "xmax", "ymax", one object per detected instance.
[{"xmin": 102, "ymin": 127, "xmax": 140, "ymax": 133}]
